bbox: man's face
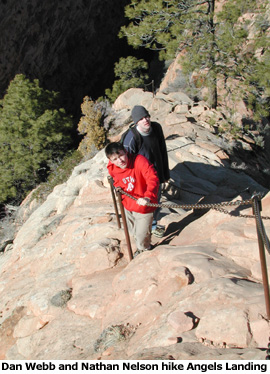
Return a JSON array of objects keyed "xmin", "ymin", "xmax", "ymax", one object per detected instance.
[
  {"xmin": 109, "ymin": 150, "xmax": 128, "ymax": 169},
  {"xmin": 137, "ymin": 116, "xmax": 151, "ymax": 134}
]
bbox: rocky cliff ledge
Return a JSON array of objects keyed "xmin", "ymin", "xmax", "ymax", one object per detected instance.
[{"xmin": 0, "ymin": 88, "xmax": 269, "ymax": 360}]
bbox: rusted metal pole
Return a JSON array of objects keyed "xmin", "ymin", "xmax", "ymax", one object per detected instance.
[
  {"xmin": 252, "ymin": 195, "xmax": 270, "ymax": 320},
  {"xmin": 116, "ymin": 190, "xmax": 133, "ymax": 261},
  {"xmin": 107, "ymin": 176, "xmax": 121, "ymax": 229}
]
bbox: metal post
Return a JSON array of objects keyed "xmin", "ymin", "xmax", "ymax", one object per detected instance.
[
  {"xmin": 252, "ymin": 195, "xmax": 270, "ymax": 319},
  {"xmin": 107, "ymin": 176, "xmax": 121, "ymax": 229},
  {"xmin": 116, "ymin": 190, "xmax": 133, "ymax": 261}
]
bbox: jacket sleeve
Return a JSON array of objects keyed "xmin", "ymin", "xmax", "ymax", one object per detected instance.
[
  {"xmin": 123, "ymin": 129, "xmax": 138, "ymax": 154},
  {"xmin": 107, "ymin": 163, "xmax": 119, "ymax": 188},
  {"xmin": 137, "ymin": 156, "xmax": 159, "ymax": 202},
  {"xmin": 157, "ymin": 123, "xmax": 170, "ymax": 181}
]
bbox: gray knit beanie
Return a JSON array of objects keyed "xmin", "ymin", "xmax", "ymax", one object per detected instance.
[{"xmin": 131, "ymin": 105, "xmax": 150, "ymax": 124}]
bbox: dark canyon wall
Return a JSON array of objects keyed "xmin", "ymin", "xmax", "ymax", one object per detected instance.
[{"xmin": 0, "ymin": 0, "xmax": 131, "ymax": 118}]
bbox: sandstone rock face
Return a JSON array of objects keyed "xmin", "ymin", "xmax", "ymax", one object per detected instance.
[{"xmin": 0, "ymin": 88, "xmax": 269, "ymax": 360}]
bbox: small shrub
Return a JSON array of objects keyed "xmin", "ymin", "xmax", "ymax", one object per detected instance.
[
  {"xmin": 0, "ymin": 207, "xmax": 17, "ymax": 249},
  {"xmin": 94, "ymin": 324, "xmax": 137, "ymax": 353},
  {"xmin": 77, "ymin": 97, "xmax": 107, "ymax": 156},
  {"xmin": 50, "ymin": 289, "xmax": 72, "ymax": 308}
]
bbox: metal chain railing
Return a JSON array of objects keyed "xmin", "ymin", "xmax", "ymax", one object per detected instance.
[
  {"xmin": 119, "ymin": 187, "xmax": 253, "ymax": 210},
  {"xmin": 118, "ymin": 187, "xmax": 270, "ymax": 255},
  {"xmin": 163, "ymin": 181, "xmax": 270, "ymax": 220},
  {"xmin": 108, "ymin": 177, "xmax": 270, "ymax": 355},
  {"xmin": 119, "ymin": 186, "xmax": 270, "ymax": 311},
  {"xmin": 118, "ymin": 188, "xmax": 270, "ymax": 210},
  {"xmin": 211, "ymin": 205, "xmax": 270, "ymax": 221}
]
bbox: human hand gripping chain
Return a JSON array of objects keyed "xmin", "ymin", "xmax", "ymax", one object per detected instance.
[{"xmin": 136, "ymin": 197, "xmax": 150, "ymax": 206}]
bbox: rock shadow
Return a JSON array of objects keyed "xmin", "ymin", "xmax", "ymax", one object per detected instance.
[{"xmin": 158, "ymin": 159, "xmax": 267, "ymax": 244}]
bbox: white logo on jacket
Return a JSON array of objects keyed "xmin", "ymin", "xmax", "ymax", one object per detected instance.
[{"xmin": 123, "ymin": 176, "xmax": 135, "ymax": 192}]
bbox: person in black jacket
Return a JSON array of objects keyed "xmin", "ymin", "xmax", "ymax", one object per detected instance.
[{"xmin": 123, "ymin": 105, "xmax": 170, "ymax": 237}]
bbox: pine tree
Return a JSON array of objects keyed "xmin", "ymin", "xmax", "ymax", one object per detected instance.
[
  {"xmin": 120, "ymin": 0, "xmax": 269, "ymax": 115},
  {"xmin": 105, "ymin": 56, "xmax": 149, "ymax": 102},
  {"xmin": 0, "ymin": 74, "xmax": 74, "ymax": 204}
]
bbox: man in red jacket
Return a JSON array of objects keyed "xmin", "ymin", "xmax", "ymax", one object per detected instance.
[{"xmin": 105, "ymin": 142, "xmax": 159, "ymax": 256}]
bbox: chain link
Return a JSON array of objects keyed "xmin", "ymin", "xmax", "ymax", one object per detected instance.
[
  {"xmin": 119, "ymin": 188, "xmax": 253, "ymax": 209},
  {"xmin": 117, "ymin": 187, "xmax": 270, "ymax": 350},
  {"xmin": 118, "ymin": 188, "xmax": 270, "ymax": 255},
  {"xmin": 118, "ymin": 188, "xmax": 270, "ymax": 220},
  {"xmin": 212, "ymin": 206, "xmax": 270, "ymax": 220}
]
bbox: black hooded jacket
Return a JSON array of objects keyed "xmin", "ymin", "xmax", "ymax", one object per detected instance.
[{"xmin": 123, "ymin": 121, "xmax": 170, "ymax": 183}]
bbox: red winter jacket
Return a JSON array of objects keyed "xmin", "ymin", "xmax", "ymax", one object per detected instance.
[{"xmin": 107, "ymin": 154, "xmax": 159, "ymax": 214}]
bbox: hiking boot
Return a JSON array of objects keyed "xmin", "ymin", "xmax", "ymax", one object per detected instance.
[
  {"xmin": 133, "ymin": 249, "xmax": 143, "ymax": 258},
  {"xmin": 133, "ymin": 245, "xmax": 153, "ymax": 258},
  {"xmin": 152, "ymin": 226, "xmax": 165, "ymax": 238}
]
